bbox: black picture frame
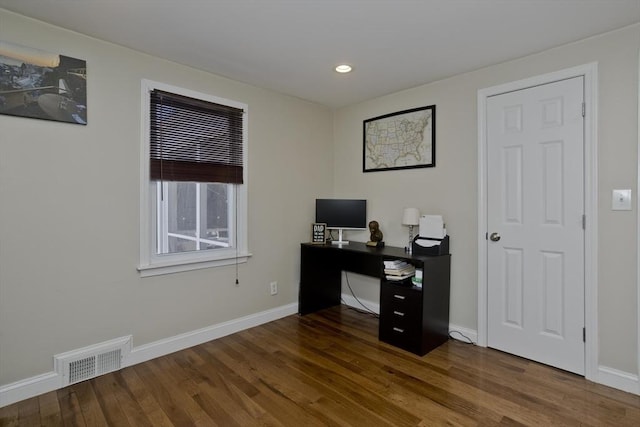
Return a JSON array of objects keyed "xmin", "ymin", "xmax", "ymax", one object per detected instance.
[
  {"xmin": 363, "ymin": 105, "xmax": 435, "ymax": 172},
  {"xmin": 311, "ymin": 223, "xmax": 327, "ymax": 244}
]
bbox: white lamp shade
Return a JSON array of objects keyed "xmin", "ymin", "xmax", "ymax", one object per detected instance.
[{"xmin": 402, "ymin": 208, "xmax": 420, "ymax": 226}]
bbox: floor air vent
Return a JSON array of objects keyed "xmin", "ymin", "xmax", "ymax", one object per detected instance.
[{"xmin": 55, "ymin": 336, "xmax": 131, "ymax": 386}]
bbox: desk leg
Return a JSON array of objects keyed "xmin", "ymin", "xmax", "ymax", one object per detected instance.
[{"xmin": 299, "ymin": 247, "xmax": 342, "ymax": 315}]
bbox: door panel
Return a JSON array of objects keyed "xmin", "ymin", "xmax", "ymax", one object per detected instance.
[{"xmin": 487, "ymin": 77, "xmax": 585, "ymax": 375}]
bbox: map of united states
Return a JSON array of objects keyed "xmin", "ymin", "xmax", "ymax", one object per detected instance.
[{"xmin": 364, "ymin": 109, "xmax": 433, "ymax": 170}]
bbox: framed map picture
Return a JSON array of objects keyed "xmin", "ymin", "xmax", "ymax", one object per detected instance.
[{"xmin": 363, "ymin": 105, "xmax": 435, "ymax": 172}]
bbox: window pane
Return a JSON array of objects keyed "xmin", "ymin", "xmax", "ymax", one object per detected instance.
[
  {"xmin": 169, "ymin": 182, "xmax": 197, "ymax": 237},
  {"xmin": 204, "ymin": 183, "xmax": 229, "ymax": 248},
  {"xmin": 168, "ymin": 236, "xmax": 197, "ymax": 253},
  {"xmin": 156, "ymin": 181, "xmax": 231, "ymax": 254}
]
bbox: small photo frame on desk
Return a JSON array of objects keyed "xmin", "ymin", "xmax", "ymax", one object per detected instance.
[{"xmin": 311, "ymin": 223, "xmax": 327, "ymax": 244}]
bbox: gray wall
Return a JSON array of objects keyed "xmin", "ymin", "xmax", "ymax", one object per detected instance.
[
  {"xmin": 333, "ymin": 24, "xmax": 639, "ymax": 374},
  {"xmin": 1, "ymin": 8, "xmax": 638, "ymax": 389},
  {"xmin": 0, "ymin": 10, "xmax": 334, "ymax": 385}
]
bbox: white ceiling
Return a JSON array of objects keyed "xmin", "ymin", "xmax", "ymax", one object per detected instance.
[{"xmin": 1, "ymin": 0, "xmax": 638, "ymax": 108}]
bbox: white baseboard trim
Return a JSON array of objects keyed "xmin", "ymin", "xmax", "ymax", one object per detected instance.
[
  {"xmin": 126, "ymin": 303, "xmax": 298, "ymax": 367},
  {"xmin": 0, "ymin": 302, "xmax": 298, "ymax": 408},
  {"xmin": 0, "ymin": 372, "xmax": 61, "ymax": 408},
  {"xmin": 596, "ymin": 365, "xmax": 639, "ymax": 395},
  {"xmin": 449, "ymin": 324, "xmax": 478, "ymax": 344},
  {"xmin": 341, "ymin": 293, "xmax": 380, "ymax": 314}
]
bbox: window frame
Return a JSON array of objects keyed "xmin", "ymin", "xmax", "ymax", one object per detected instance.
[{"xmin": 138, "ymin": 79, "xmax": 249, "ymax": 277}]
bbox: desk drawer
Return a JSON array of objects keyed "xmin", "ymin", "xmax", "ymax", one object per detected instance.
[
  {"xmin": 379, "ymin": 318, "xmax": 421, "ymax": 351},
  {"xmin": 379, "ymin": 283, "xmax": 423, "ymax": 352},
  {"xmin": 380, "ymin": 283, "xmax": 422, "ymax": 315},
  {"xmin": 381, "ymin": 306, "xmax": 420, "ymax": 329}
]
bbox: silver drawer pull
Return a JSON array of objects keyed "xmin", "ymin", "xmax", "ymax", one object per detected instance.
[
  {"xmin": 393, "ymin": 311, "xmax": 405, "ymax": 317},
  {"xmin": 393, "ymin": 294, "xmax": 406, "ymax": 300},
  {"xmin": 393, "ymin": 327, "xmax": 405, "ymax": 333}
]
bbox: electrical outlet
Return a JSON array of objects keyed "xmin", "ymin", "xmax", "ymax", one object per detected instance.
[{"xmin": 270, "ymin": 281, "xmax": 278, "ymax": 295}]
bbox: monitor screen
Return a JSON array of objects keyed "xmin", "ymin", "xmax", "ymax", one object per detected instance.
[{"xmin": 315, "ymin": 199, "xmax": 367, "ymax": 229}]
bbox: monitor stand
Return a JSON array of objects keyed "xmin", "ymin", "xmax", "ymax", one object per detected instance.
[{"xmin": 331, "ymin": 228, "xmax": 349, "ymax": 245}]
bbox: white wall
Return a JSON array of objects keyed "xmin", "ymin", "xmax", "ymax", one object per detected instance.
[
  {"xmin": 333, "ymin": 24, "xmax": 640, "ymax": 375},
  {"xmin": 0, "ymin": 10, "xmax": 334, "ymax": 386}
]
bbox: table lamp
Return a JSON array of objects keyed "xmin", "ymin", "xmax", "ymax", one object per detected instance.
[{"xmin": 402, "ymin": 208, "xmax": 420, "ymax": 253}]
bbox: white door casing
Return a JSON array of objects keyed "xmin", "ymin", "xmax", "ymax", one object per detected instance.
[
  {"xmin": 636, "ymin": 49, "xmax": 640, "ymax": 395},
  {"xmin": 478, "ymin": 63, "xmax": 598, "ymax": 380},
  {"xmin": 486, "ymin": 77, "xmax": 585, "ymax": 374}
]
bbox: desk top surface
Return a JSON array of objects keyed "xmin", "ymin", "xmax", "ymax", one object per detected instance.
[{"xmin": 301, "ymin": 241, "xmax": 440, "ymax": 262}]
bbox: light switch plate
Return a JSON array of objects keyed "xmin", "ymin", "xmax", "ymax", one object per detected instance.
[{"xmin": 612, "ymin": 189, "xmax": 632, "ymax": 210}]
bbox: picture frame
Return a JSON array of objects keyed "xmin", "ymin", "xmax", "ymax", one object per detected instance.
[
  {"xmin": 311, "ymin": 223, "xmax": 327, "ymax": 244},
  {"xmin": 363, "ymin": 105, "xmax": 435, "ymax": 172},
  {"xmin": 0, "ymin": 40, "xmax": 87, "ymax": 125}
]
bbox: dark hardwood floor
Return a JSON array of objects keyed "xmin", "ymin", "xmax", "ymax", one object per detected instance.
[{"xmin": 2, "ymin": 305, "xmax": 639, "ymax": 426}]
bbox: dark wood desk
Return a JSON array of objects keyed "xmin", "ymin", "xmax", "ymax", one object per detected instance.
[{"xmin": 299, "ymin": 242, "xmax": 451, "ymax": 355}]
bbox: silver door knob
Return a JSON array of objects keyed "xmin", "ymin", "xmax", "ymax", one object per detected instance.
[{"xmin": 489, "ymin": 232, "xmax": 501, "ymax": 242}]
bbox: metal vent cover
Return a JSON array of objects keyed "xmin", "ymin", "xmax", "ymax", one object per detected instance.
[
  {"xmin": 55, "ymin": 336, "xmax": 131, "ymax": 386},
  {"xmin": 68, "ymin": 356, "xmax": 96, "ymax": 384}
]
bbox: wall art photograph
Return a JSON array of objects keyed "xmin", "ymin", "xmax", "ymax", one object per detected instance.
[
  {"xmin": 363, "ymin": 105, "xmax": 435, "ymax": 172},
  {"xmin": 0, "ymin": 40, "xmax": 86, "ymax": 125}
]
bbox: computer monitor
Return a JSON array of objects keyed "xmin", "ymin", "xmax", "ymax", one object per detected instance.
[{"xmin": 315, "ymin": 199, "xmax": 367, "ymax": 244}]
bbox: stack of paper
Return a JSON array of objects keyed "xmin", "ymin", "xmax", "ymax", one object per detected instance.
[
  {"xmin": 419, "ymin": 215, "xmax": 446, "ymax": 239},
  {"xmin": 383, "ymin": 260, "xmax": 415, "ymax": 281}
]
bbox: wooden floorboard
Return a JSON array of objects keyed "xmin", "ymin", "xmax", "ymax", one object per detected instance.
[{"xmin": 2, "ymin": 305, "xmax": 639, "ymax": 426}]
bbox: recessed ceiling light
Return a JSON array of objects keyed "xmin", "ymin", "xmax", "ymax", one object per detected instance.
[{"xmin": 335, "ymin": 64, "xmax": 352, "ymax": 73}]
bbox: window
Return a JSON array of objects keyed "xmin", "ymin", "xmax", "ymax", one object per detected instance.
[{"xmin": 139, "ymin": 80, "xmax": 249, "ymax": 276}]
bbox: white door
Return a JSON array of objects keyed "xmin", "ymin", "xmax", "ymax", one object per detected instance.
[{"xmin": 487, "ymin": 77, "xmax": 585, "ymax": 375}]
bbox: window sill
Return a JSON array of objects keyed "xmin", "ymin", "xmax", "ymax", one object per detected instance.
[{"xmin": 138, "ymin": 251, "xmax": 251, "ymax": 277}]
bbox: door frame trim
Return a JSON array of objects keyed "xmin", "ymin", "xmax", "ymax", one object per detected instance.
[
  {"xmin": 636, "ymin": 50, "xmax": 640, "ymax": 394},
  {"xmin": 477, "ymin": 63, "xmax": 599, "ymax": 380}
]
